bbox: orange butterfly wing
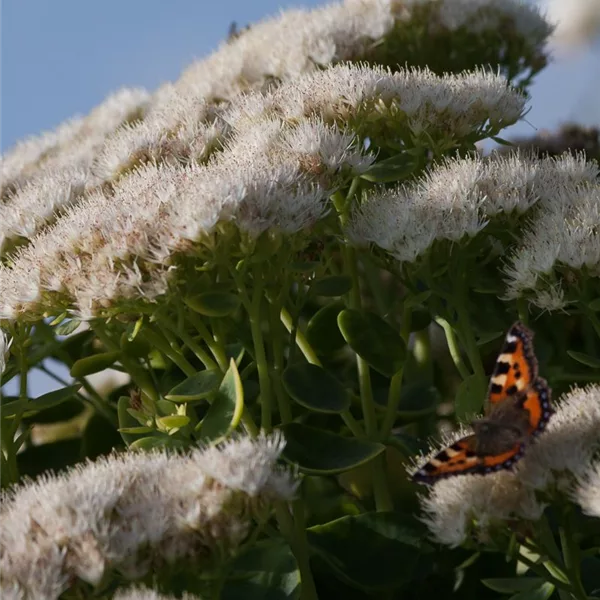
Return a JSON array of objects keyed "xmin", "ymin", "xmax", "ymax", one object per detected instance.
[
  {"xmin": 412, "ymin": 322, "xmax": 553, "ymax": 485},
  {"xmin": 487, "ymin": 322, "xmax": 538, "ymax": 405},
  {"xmin": 519, "ymin": 377, "xmax": 553, "ymax": 435}
]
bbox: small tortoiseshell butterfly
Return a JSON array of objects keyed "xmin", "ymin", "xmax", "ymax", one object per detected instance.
[{"xmin": 412, "ymin": 322, "xmax": 553, "ymax": 484}]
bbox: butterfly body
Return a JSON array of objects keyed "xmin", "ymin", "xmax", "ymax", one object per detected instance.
[{"xmin": 412, "ymin": 322, "xmax": 553, "ymax": 484}]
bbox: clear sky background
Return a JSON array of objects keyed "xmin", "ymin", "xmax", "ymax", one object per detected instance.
[
  {"xmin": 1, "ymin": 0, "xmax": 599, "ymax": 154},
  {"xmin": 1, "ymin": 0, "xmax": 599, "ymax": 396}
]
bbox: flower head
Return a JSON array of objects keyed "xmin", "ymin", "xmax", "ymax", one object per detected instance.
[
  {"xmin": 0, "ymin": 434, "xmax": 295, "ymax": 599},
  {"xmin": 571, "ymin": 460, "xmax": 600, "ymax": 518}
]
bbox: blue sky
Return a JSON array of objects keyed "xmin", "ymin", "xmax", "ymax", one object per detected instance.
[{"xmin": 2, "ymin": 0, "xmax": 599, "ymax": 153}]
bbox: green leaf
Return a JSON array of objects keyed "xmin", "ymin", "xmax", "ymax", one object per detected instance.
[
  {"xmin": 118, "ymin": 396, "xmax": 150, "ymax": 446},
  {"xmin": 338, "ymin": 309, "xmax": 406, "ymax": 376},
  {"xmin": 33, "ymin": 384, "xmax": 82, "ymax": 411},
  {"xmin": 482, "ymin": 577, "xmax": 546, "ymax": 594},
  {"xmin": 118, "ymin": 426, "xmax": 154, "ymax": 434},
  {"xmin": 156, "ymin": 399, "xmax": 178, "ymax": 416},
  {"xmin": 157, "ymin": 415, "xmax": 190, "ymax": 431},
  {"xmin": 200, "ymin": 359, "xmax": 244, "ymax": 440},
  {"xmin": 49, "ymin": 312, "xmax": 67, "ymax": 326},
  {"xmin": 491, "ymin": 136, "xmax": 514, "ymax": 147},
  {"xmin": 476, "ymin": 330, "xmax": 504, "ymax": 346},
  {"xmin": 508, "ymin": 582, "xmax": 554, "ymax": 600},
  {"xmin": 567, "ymin": 350, "xmax": 600, "ymax": 369},
  {"xmin": 120, "ymin": 330, "xmax": 151, "ymax": 358},
  {"xmin": 165, "ymin": 370, "xmax": 222, "ymax": 402},
  {"xmin": 280, "ymin": 423, "xmax": 384, "ymax": 475},
  {"xmin": 22, "ymin": 398, "xmax": 84, "ymax": 425},
  {"xmin": 361, "ymin": 153, "xmax": 417, "ymax": 183},
  {"xmin": 129, "ymin": 436, "xmax": 170, "ymax": 451},
  {"xmin": 184, "ymin": 291, "xmax": 241, "ymax": 317},
  {"xmin": 70, "ymin": 351, "xmax": 121, "ymax": 378},
  {"xmin": 222, "ymin": 538, "xmax": 301, "ymax": 600},
  {"xmin": 307, "ymin": 512, "xmax": 430, "ymax": 590},
  {"xmin": 588, "ymin": 298, "xmax": 600, "ymax": 311},
  {"xmin": 454, "ymin": 373, "xmax": 486, "ymax": 420},
  {"xmin": 282, "ymin": 364, "xmax": 350, "ymax": 413},
  {"xmin": 306, "ymin": 302, "xmax": 346, "ymax": 355},
  {"xmin": 404, "ymin": 291, "xmax": 432, "ymax": 308},
  {"xmin": 2, "ymin": 384, "xmax": 82, "ymax": 418},
  {"xmin": 395, "ymin": 383, "xmax": 439, "ymax": 419},
  {"xmin": 309, "ymin": 275, "xmax": 352, "ymax": 297},
  {"xmin": 81, "ymin": 413, "xmax": 123, "ymax": 460},
  {"xmin": 54, "ymin": 318, "xmax": 82, "ymax": 336}
]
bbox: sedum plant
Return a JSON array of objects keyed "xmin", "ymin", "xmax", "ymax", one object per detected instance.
[{"xmin": 1, "ymin": 0, "xmax": 599, "ymax": 599}]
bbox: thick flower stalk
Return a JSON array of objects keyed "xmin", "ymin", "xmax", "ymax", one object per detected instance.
[{"xmin": 0, "ymin": 433, "xmax": 296, "ymax": 600}]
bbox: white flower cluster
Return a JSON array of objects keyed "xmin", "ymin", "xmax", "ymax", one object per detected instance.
[
  {"xmin": 348, "ymin": 152, "xmax": 598, "ymax": 263},
  {"xmin": 0, "ymin": 433, "xmax": 296, "ymax": 600},
  {"xmin": 224, "ymin": 63, "xmax": 526, "ymax": 140},
  {"xmin": 0, "ymin": 88, "xmax": 150, "ymax": 196},
  {"xmin": 413, "ymin": 385, "xmax": 600, "ymax": 547},
  {"xmin": 0, "ymin": 0, "xmax": 550, "ymax": 257},
  {"xmin": 0, "ymin": 118, "xmax": 371, "ymax": 319},
  {"xmin": 505, "ymin": 181, "xmax": 600, "ymax": 310}
]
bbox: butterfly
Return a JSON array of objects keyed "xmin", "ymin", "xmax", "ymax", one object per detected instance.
[{"xmin": 412, "ymin": 321, "xmax": 553, "ymax": 484}]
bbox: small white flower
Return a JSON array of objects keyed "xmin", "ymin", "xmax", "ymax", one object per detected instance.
[
  {"xmin": 505, "ymin": 182, "xmax": 600, "ymax": 306},
  {"xmin": 571, "ymin": 459, "xmax": 600, "ymax": 518},
  {"xmin": 419, "ymin": 469, "xmax": 545, "ymax": 547},
  {"xmin": 517, "ymin": 384, "xmax": 600, "ymax": 490},
  {"xmin": 1, "ymin": 88, "xmax": 149, "ymax": 196},
  {"xmin": 0, "ymin": 168, "xmax": 91, "ymax": 252}
]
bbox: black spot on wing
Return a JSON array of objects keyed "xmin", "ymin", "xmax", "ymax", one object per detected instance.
[
  {"xmin": 506, "ymin": 384, "xmax": 518, "ymax": 396},
  {"xmin": 494, "ymin": 361, "xmax": 510, "ymax": 376},
  {"xmin": 490, "ymin": 383, "xmax": 503, "ymax": 395}
]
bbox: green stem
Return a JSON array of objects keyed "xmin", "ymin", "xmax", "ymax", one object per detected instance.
[
  {"xmin": 346, "ymin": 246, "xmax": 377, "ymax": 438},
  {"xmin": 455, "ymin": 301, "xmax": 485, "ymax": 382},
  {"xmin": 517, "ymin": 298, "xmax": 529, "ymax": 325},
  {"xmin": 582, "ymin": 304, "xmax": 600, "ymax": 341},
  {"xmin": 161, "ymin": 314, "xmax": 220, "ymax": 371},
  {"xmin": 515, "ymin": 552, "xmax": 573, "ymax": 595},
  {"xmin": 280, "ymin": 306, "xmax": 365, "ymax": 437},
  {"xmin": 413, "ymin": 328, "xmax": 433, "ymax": 383},
  {"xmin": 249, "ymin": 267, "xmax": 273, "ymax": 432},
  {"xmin": 92, "ymin": 323, "xmax": 158, "ymax": 402},
  {"xmin": 269, "ymin": 300, "xmax": 293, "ymax": 425},
  {"xmin": 341, "ymin": 411, "xmax": 366, "ymax": 439},
  {"xmin": 276, "ymin": 501, "xmax": 319, "ymax": 600},
  {"xmin": 380, "ymin": 368, "xmax": 404, "ymax": 440},
  {"xmin": 344, "ymin": 244, "xmax": 392, "ymax": 512},
  {"xmin": 279, "ymin": 306, "xmax": 320, "ymax": 365},
  {"xmin": 435, "ymin": 317, "xmax": 471, "ymax": 380},
  {"xmin": 37, "ymin": 363, "xmax": 117, "ymax": 427},
  {"xmin": 143, "ymin": 327, "xmax": 197, "ymax": 377},
  {"xmin": 559, "ymin": 507, "xmax": 588, "ymax": 600},
  {"xmin": 372, "ymin": 454, "xmax": 394, "ymax": 511}
]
